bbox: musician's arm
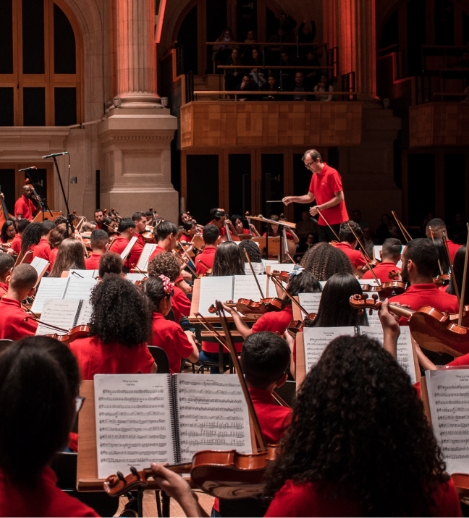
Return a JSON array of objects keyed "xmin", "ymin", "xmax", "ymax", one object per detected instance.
[
  {"xmin": 378, "ymin": 299, "xmax": 400, "ymax": 359},
  {"xmin": 282, "ymin": 191, "xmax": 315, "ymax": 205},
  {"xmin": 221, "ymin": 304, "xmax": 252, "ymax": 339},
  {"xmin": 225, "ymin": 218, "xmax": 239, "ymax": 237},
  {"xmin": 412, "ymin": 338, "xmax": 437, "ymax": 371},
  {"xmin": 310, "ymin": 191, "xmax": 344, "ymax": 217}
]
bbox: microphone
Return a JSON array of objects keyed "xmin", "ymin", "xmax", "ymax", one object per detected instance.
[
  {"xmin": 18, "ymin": 166, "xmax": 37, "ymax": 172},
  {"xmin": 42, "ymin": 152, "xmax": 69, "ymax": 159}
]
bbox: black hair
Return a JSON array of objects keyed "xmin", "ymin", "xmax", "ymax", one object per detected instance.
[
  {"xmin": 302, "ymin": 149, "xmax": 322, "ymax": 163},
  {"xmin": 282, "ymin": 270, "xmax": 321, "ymax": 309},
  {"xmin": 183, "ymin": 221, "xmax": 195, "ymax": 232},
  {"xmin": 230, "ymin": 214, "xmax": 246, "ymax": 229},
  {"xmin": 382, "ymin": 238, "xmax": 402, "ymax": 260},
  {"xmin": 404, "ymin": 238, "xmax": 439, "ymax": 278},
  {"xmin": 339, "ymin": 220, "xmax": 363, "ymax": 243},
  {"xmin": 241, "ymin": 332, "xmax": 291, "ymax": 389},
  {"xmin": 17, "ymin": 219, "xmax": 30, "ymax": 233},
  {"xmin": 264, "ymin": 335, "xmax": 447, "ymax": 516},
  {"xmin": 40, "ymin": 220, "xmax": 55, "ymax": 236},
  {"xmin": 432, "ymin": 238, "xmax": 450, "ymax": 276},
  {"xmin": 209, "ymin": 208, "xmax": 225, "ymax": 221},
  {"xmin": 148, "ymin": 252, "xmax": 180, "ymax": 282},
  {"xmin": 143, "ymin": 276, "xmax": 173, "ymax": 312},
  {"xmin": 301, "ymin": 242, "xmax": 353, "ymax": 281},
  {"xmin": 212, "ymin": 242, "xmax": 245, "ymax": 276},
  {"xmin": 0, "ymin": 336, "xmax": 80, "ymax": 486},
  {"xmin": 426, "ymin": 218, "xmax": 446, "ymax": 231},
  {"xmin": 89, "ymin": 274, "xmax": 151, "ymax": 347},
  {"xmin": 132, "ymin": 211, "xmax": 145, "ymax": 222},
  {"xmin": 1, "ymin": 220, "xmax": 16, "ymax": 243},
  {"xmin": 10, "ymin": 264, "xmax": 38, "ymax": 291},
  {"xmin": 20, "ymin": 222, "xmax": 42, "ymax": 255},
  {"xmin": 0, "ymin": 254, "xmax": 14, "ymax": 278},
  {"xmin": 448, "ymin": 246, "xmax": 469, "ymax": 303},
  {"xmin": 90, "ymin": 229, "xmax": 109, "ymax": 248},
  {"xmin": 117, "ymin": 217, "xmax": 136, "ymax": 233},
  {"xmin": 98, "ymin": 252, "xmax": 123, "ymax": 279},
  {"xmin": 156, "ymin": 221, "xmax": 178, "ymax": 242},
  {"xmin": 203, "ymin": 224, "xmax": 220, "ymax": 245},
  {"xmin": 94, "ymin": 209, "xmax": 103, "ymax": 215},
  {"xmin": 314, "ymin": 272, "xmax": 366, "ymax": 327},
  {"xmin": 238, "ymin": 240, "xmax": 262, "ymax": 263},
  {"xmin": 54, "ymin": 216, "xmax": 68, "ymax": 227}
]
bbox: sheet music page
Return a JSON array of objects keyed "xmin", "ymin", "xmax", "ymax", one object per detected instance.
[
  {"xmin": 70, "ymin": 269, "xmax": 98, "ymax": 279},
  {"xmin": 265, "ymin": 264, "xmax": 296, "ymax": 297},
  {"xmin": 426, "ymin": 369, "xmax": 469, "ymax": 474},
  {"xmin": 35, "ymin": 299, "xmax": 80, "ymax": 335},
  {"xmin": 233, "ymin": 275, "xmax": 266, "ymax": 301},
  {"xmin": 30, "ymin": 257, "xmax": 49, "ymax": 279},
  {"xmin": 136, "ymin": 243, "xmax": 157, "ymax": 272},
  {"xmin": 76, "ymin": 300, "xmax": 92, "ymax": 326},
  {"xmin": 373, "ymin": 246, "xmax": 383, "ymax": 261},
  {"xmin": 298, "ymin": 292, "xmax": 322, "ymax": 317},
  {"xmin": 360, "ymin": 326, "xmax": 417, "ymax": 384},
  {"xmin": 126, "ymin": 273, "xmax": 147, "ymax": 284},
  {"xmin": 95, "ymin": 374, "xmax": 174, "ymax": 479},
  {"xmin": 244, "ymin": 262, "xmax": 265, "ymax": 276},
  {"xmin": 64, "ymin": 277, "xmax": 97, "ymax": 302},
  {"xmin": 31, "ymin": 277, "xmax": 68, "ymax": 314},
  {"xmin": 358, "ymin": 279, "xmax": 380, "ymax": 287},
  {"xmin": 303, "ymin": 327, "xmax": 356, "ymax": 371},
  {"xmin": 198, "ymin": 276, "xmax": 234, "ymax": 316},
  {"xmin": 176, "ymin": 374, "xmax": 252, "ymax": 462},
  {"xmin": 120, "ymin": 236, "xmax": 138, "ymax": 260}
]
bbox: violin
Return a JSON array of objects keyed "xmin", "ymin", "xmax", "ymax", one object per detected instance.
[
  {"xmin": 433, "ymin": 273, "xmax": 450, "ymax": 287},
  {"xmin": 287, "ymin": 313, "xmax": 317, "ymax": 334},
  {"xmin": 110, "ymin": 208, "xmax": 122, "ymax": 222},
  {"xmin": 209, "ymin": 298, "xmax": 279, "ymax": 315},
  {"xmin": 44, "ymin": 325, "xmax": 90, "ymax": 344},
  {"xmin": 270, "ymin": 270, "xmax": 290, "ymax": 283},
  {"xmin": 349, "ymin": 294, "xmax": 469, "ymax": 357},
  {"xmin": 141, "ymin": 226, "xmax": 155, "ymax": 244}
]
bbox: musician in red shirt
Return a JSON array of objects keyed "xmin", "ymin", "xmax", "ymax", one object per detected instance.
[
  {"xmin": 0, "ymin": 264, "xmax": 38, "ymax": 340},
  {"xmin": 208, "ymin": 208, "xmax": 238, "ymax": 239},
  {"xmin": 282, "ymin": 149, "xmax": 348, "ymax": 242},
  {"xmin": 195, "ymin": 224, "xmax": 219, "ymax": 276},
  {"xmin": 85, "ymin": 229, "xmax": 109, "ymax": 270},
  {"xmin": 109, "ymin": 217, "xmax": 142, "ymax": 270},
  {"xmin": 132, "ymin": 211, "xmax": 147, "ymax": 250},
  {"xmin": 389, "ymin": 238, "xmax": 459, "ymax": 325},
  {"xmin": 0, "ymin": 255, "xmax": 14, "ymax": 297},
  {"xmin": 147, "ymin": 221, "xmax": 179, "ymax": 263},
  {"xmin": 362, "ymin": 238, "xmax": 402, "ymax": 282},
  {"xmin": 332, "ymin": 220, "xmax": 367, "ymax": 270},
  {"xmin": 10, "ymin": 219, "xmax": 29, "ymax": 255},
  {"xmin": 93, "ymin": 209, "xmax": 104, "ymax": 230},
  {"xmin": 32, "ymin": 220, "xmax": 55, "ymax": 264},
  {"xmin": 426, "ymin": 217, "xmax": 462, "ymax": 263},
  {"xmin": 14, "ymin": 185, "xmax": 37, "ymax": 220}
]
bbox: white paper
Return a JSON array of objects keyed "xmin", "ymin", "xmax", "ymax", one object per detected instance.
[
  {"xmin": 426, "ymin": 369, "xmax": 469, "ymax": 474},
  {"xmin": 298, "ymin": 292, "xmax": 322, "ymax": 317},
  {"xmin": 31, "ymin": 277, "xmax": 68, "ymax": 314},
  {"xmin": 126, "ymin": 273, "xmax": 147, "ymax": 284},
  {"xmin": 266, "ymin": 264, "xmax": 296, "ymax": 297},
  {"xmin": 373, "ymin": 246, "xmax": 383, "ymax": 261},
  {"xmin": 233, "ymin": 275, "xmax": 266, "ymax": 301},
  {"xmin": 36, "ymin": 299, "xmax": 80, "ymax": 335},
  {"xmin": 362, "ymin": 292, "xmax": 381, "ymax": 327},
  {"xmin": 95, "ymin": 374, "xmax": 174, "ymax": 479},
  {"xmin": 76, "ymin": 300, "xmax": 92, "ymax": 326},
  {"xmin": 120, "ymin": 236, "xmax": 138, "ymax": 260},
  {"xmin": 302, "ymin": 327, "xmax": 356, "ymax": 371},
  {"xmin": 136, "ymin": 243, "xmax": 157, "ymax": 272},
  {"xmin": 30, "ymin": 257, "xmax": 49, "ymax": 280},
  {"xmin": 70, "ymin": 269, "xmax": 98, "ymax": 279},
  {"xmin": 197, "ymin": 276, "xmax": 234, "ymax": 316},
  {"xmin": 358, "ymin": 279, "xmax": 380, "ymax": 287},
  {"xmin": 176, "ymin": 374, "xmax": 252, "ymax": 462},
  {"xmin": 64, "ymin": 277, "xmax": 97, "ymax": 302},
  {"xmin": 244, "ymin": 262, "xmax": 265, "ymax": 276},
  {"xmin": 360, "ymin": 326, "xmax": 417, "ymax": 384}
]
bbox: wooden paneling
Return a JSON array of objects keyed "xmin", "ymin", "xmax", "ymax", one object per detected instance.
[
  {"xmin": 180, "ymin": 101, "xmax": 363, "ymax": 149},
  {"xmin": 409, "ymin": 103, "xmax": 469, "ymax": 147}
]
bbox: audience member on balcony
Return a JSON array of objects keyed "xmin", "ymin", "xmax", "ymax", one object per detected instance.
[
  {"xmin": 238, "ymin": 75, "xmax": 259, "ymax": 101},
  {"xmin": 268, "ymin": 26, "xmax": 292, "ymax": 64},
  {"xmin": 245, "ymin": 48, "xmax": 266, "ymax": 88},
  {"xmin": 293, "ymin": 71, "xmax": 310, "ymax": 101},
  {"xmin": 212, "ymin": 28, "xmax": 237, "ymax": 73},
  {"xmin": 261, "ymin": 75, "xmax": 281, "ymax": 100},
  {"xmin": 303, "ymin": 50, "xmax": 322, "ymax": 89},
  {"xmin": 298, "ymin": 19, "xmax": 317, "ymax": 47},
  {"xmin": 278, "ymin": 52, "xmax": 294, "ymax": 89},
  {"xmin": 224, "ymin": 48, "xmax": 242, "ymax": 90},
  {"xmin": 314, "ymin": 74, "xmax": 333, "ymax": 101},
  {"xmin": 240, "ymin": 30, "xmax": 257, "ymax": 61}
]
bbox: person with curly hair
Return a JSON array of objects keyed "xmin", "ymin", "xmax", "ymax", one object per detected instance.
[
  {"xmin": 144, "ymin": 275, "xmax": 198, "ymax": 373},
  {"xmin": 49, "ymin": 238, "xmax": 86, "ymax": 277},
  {"xmin": 300, "ymin": 241, "xmax": 353, "ymax": 281},
  {"xmin": 148, "ymin": 252, "xmax": 191, "ymax": 324},
  {"xmin": 262, "ymin": 333, "xmax": 460, "ymax": 517},
  {"xmin": 19, "ymin": 221, "xmax": 42, "ymax": 263},
  {"xmin": 223, "ymin": 270, "xmax": 321, "ymax": 338},
  {"xmin": 238, "ymin": 240, "xmax": 264, "ymax": 275},
  {"xmin": 0, "ymin": 336, "xmax": 99, "ymax": 516},
  {"xmin": 98, "ymin": 252, "xmax": 123, "ymax": 279},
  {"xmin": 69, "ymin": 274, "xmax": 156, "ymax": 379}
]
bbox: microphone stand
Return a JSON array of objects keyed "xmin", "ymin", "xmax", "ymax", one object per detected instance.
[{"xmin": 51, "ymin": 156, "xmax": 71, "ymax": 229}]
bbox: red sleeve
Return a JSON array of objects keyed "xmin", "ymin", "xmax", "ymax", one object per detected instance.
[
  {"xmin": 21, "ymin": 316, "xmax": 38, "ymax": 336},
  {"xmin": 138, "ymin": 345, "xmax": 156, "ymax": 373},
  {"xmin": 327, "ymin": 169, "xmax": 343, "ymax": 194},
  {"xmin": 355, "ymin": 252, "xmax": 367, "ymax": 268},
  {"xmin": 172, "ymin": 327, "xmax": 195, "ymax": 358},
  {"xmin": 173, "ymin": 289, "xmax": 191, "ymax": 317},
  {"xmin": 448, "ymin": 353, "xmax": 469, "ymax": 367}
]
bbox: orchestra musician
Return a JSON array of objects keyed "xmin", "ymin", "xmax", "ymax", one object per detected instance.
[
  {"xmin": 425, "ymin": 218, "xmax": 462, "ymax": 263},
  {"xmin": 131, "ymin": 211, "xmax": 148, "ymax": 249},
  {"xmin": 19, "ymin": 222, "xmax": 42, "ymax": 263},
  {"xmin": 195, "ymin": 224, "xmax": 220, "ymax": 276},
  {"xmin": 10, "ymin": 219, "xmax": 29, "ymax": 255},
  {"xmin": 14, "ymin": 185, "xmax": 37, "ymax": 221},
  {"xmin": 49, "ymin": 239, "xmax": 86, "ymax": 277},
  {"xmin": 300, "ymin": 241, "xmax": 353, "ymax": 281},
  {"xmin": 332, "ymin": 221, "xmax": 367, "ymax": 270},
  {"xmin": 93, "ymin": 209, "xmax": 104, "ymax": 230},
  {"xmin": 108, "ymin": 218, "xmax": 142, "ymax": 270},
  {"xmin": 85, "ymin": 229, "xmax": 109, "ymax": 270},
  {"xmin": 208, "ymin": 208, "xmax": 238, "ymax": 240},
  {"xmin": 362, "ymin": 238, "xmax": 402, "ymax": 282},
  {"xmin": 98, "ymin": 252, "xmax": 124, "ymax": 279},
  {"xmin": 0, "ymin": 255, "xmax": 14, "ymax": 298},
  {"xmin": 282, "ymin": 149, "xmax": 349, "ymax": 243},
  {"xmin": 31, "ymin": 220, "xmax": 55, "ymax": 264},
  {"xmin": 0, "ymin": 220, "xmax": 16, "ymax": 245}
]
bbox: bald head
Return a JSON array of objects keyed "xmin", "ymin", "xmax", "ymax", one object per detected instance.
[{"xmin": 22, "ymin": 185, "xmax": 33, "ymax": 198}]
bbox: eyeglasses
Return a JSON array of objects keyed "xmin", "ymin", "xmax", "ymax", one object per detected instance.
[
  {"xmin": 304, "ymin": 162, "xmax": 314, "ymax": 169},
  {"xmin": 75, "ymin": 396, "xmax": 86, "ymax": 413}
]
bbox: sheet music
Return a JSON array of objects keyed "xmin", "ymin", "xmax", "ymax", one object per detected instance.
[
  {"xmin": 35, "ymin": 299, "xmax": 80, "ymax": 335},
  {"xmin": 244, "ymin": 262, "xmax": 265, "ymax": 276},
  {"xmin": 373, "ymin": 246, "xmax": 383, "ymax": 261},
  {"xmin": 136, "ymin": 243, "xmax": 157, "ymax": 272},
  {"xmin": 30, "ymin": 257, "xmax": 49, "ymax": 280},
  {"xmin": 358, "ymin": 279, "xmax": 380, "ymax": 287},
  {"xmin": 70, "ymin": 269, "xmax": 98, "ymax": 279},
  {"xmin": 120, "ymin": 236, "xmax": 138, "ymax": 260},
  {"xmin": 176, "ymin": 374, "xmax": 252, "ymax": 462},
  {"xmin": 126, "ymin": 273, "xmax": 147, "ymax": 284},
  {"xmin": 266, "ymin": 264, "xmax": 296, "ymax": 296},
  {"xmin": 298, "ymin": 292, "xmax": 322, "ymax": 317},
  {"xmin": 303, "ymin": 327, "xmax": 356, "ymax": 371},
  {"xmin": 31, "ymin": 277, "xmax": 68, "ymax": 313},
  {"xmin": 197, "ymin": 276, "xmax": 233, "ymax": 316},
  {"xmin": 426, "ymin": 369, "xmax": 469, "ymax": 474},
  {"xmin": 64, "ymin": 277, "xmax": 97, "ymax": 302},
  {"xmin": 95, "ymin": 374, "xmax": 174, "ymax": 479},
  {"xmin": 76, "ymin": 300, "xmax": 92, "ymax": 326},
  {"xmin": 360, "ymin": 326, "xmax": 417, "ymax": 384},
  {"xmin": 233, "ymin": 275, "xmax": 266, "ymax": 301}
]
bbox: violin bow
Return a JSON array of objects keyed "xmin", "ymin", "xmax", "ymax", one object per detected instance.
[
  {"xmin": 442, "ymin": 230, "xmax": 460, "ymax": 304},
  {"xmin": 428, "ymin": 226, "xmax": 444, "ymax": 276},
  {"xmin": 243, "ymin": 249, "xmax": 264, "ymax": 298},
  {"xmin": 173, "ymin": 244, "xmax": 198, "ymax": 278},
  {"xmin": 391, "ymin": 211, "xmax": 412, "ymax": 243},
  {"xmin": 194, "ymin": 312, "xmax": 231, "ymax": 354},
  {"xmin": 269, "ymin": 273, "xmax": 310, "ymax": 317},
  {"xmin": 215, "ymin": 301, "xmax": 267, "ymax": 452},
  {"xmin": 458, "ymin": 223, "xmax": 469, "ymax": 326},
  {"xmin": 315, "ymin": 208, "xmax": 340, "ymax": 241},
  {"xmin": 346, "ymin": 222, "xmax": 372, "ymax": 263}
]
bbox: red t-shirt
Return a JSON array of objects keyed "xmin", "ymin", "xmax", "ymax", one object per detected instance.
[
  {"xmin": 447, "ymin": 239, "xmax": 462, "ymax": 264},
  {"xmin": 69, "ymin": 335, "xmax": 154, "ymax": 380},
  {"xmin": 251, "ymin": 306, "xmax": 293, "ymax": 335},
  {"xmin": 172, "ymin": 286, "xmax": 191, "ymax": 323},
  {"xmin": 195, "ymin": 247, "xmax": 216, "ymax": 276},
  {"xmin": 85, "ymin": 252, "xmax": 102, "ymax": 270},
  {"xmin": 10, "ymin": 234, "xmax": 21, "ymax": 254},
  {"xmin": 308, "ymin": 164, "xmax": 348, "ymax": 226},
  {"xmin": 109, "ymin": 236, "xmax": 142, "ymax": 270},
  {"xmin": 180, "ymin": 234, "xmax": 191, "ymax": 243},
  {"xmin": 332, "ymin": 242, "xmax": 367, "ymax": 269},
  {"xmin": 249, "ymin": 387, "xmax": 291, "ymax": 444},
  {"xmin": 362, "ymin": 261, "xmax": 400, "ymax": 282},
  {"xmin": 150, "ymin": 312, "xmax": 194, "ymax": 373},
  {"xmin": 32, "ymin": 237, "xmax": 51, "ymax": 262},
  {"xmin": 148, "ymin": 245, "xmax": 167, "ymax": 264},
  {"xmin": 389, "ymin": 284, "xmax": 459, "ymax": 326},
  {"xmin": 0, "ymin": 297, "xmax": 38, "ymax": 340},
  {"xmin": 265, "ymin": 478, "xmax": 461, "ymax": 517},
  {"xmin": 0, "ymin": 466, "xmax": 99, "ymax": 517},
  {"xmin": 14, "ymin": 195, "xmax": 36, "ymax": 220}
]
